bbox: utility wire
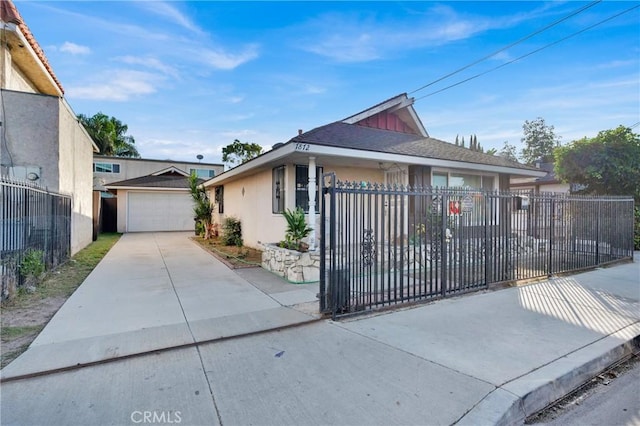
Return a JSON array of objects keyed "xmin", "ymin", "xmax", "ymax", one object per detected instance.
[
  {"xmin": 415, "ymin": 4, "xmax": 640, "ymax": 101},
  {"xmin": 409, "ymin": 0, "xmax": 602, "ymax": 95},
  {"xmin": 630, "ymin": 121, "xmax": 640, "ymax": 129}
]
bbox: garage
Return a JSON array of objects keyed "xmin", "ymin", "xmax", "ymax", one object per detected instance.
[
  {"xmin": 105, "ymin": 167, "xmax": 203, "ymax": 233},
  {"xmin": 127, "ymin": 191, "xmax": 193, "ymax": 232}
]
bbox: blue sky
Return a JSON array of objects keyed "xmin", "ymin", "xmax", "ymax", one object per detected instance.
[{"xmin": 16, "ymin": 1, "xmax": 640, "ymax": 164}]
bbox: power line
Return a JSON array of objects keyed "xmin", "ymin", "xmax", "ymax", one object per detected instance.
[
  {"xmin": 414, "ymin": 4, "xmax": 640, "ymax": 101},
  {"xmin": 409, "ymin": 0, "xmax": 602, "ymax": 95}
]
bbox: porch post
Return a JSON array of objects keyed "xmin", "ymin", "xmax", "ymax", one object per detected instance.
[{"xmin": 308, "ymin": 156, "xmax": 316, "ymax": 251}]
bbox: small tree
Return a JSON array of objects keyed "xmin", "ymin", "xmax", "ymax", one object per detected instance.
[
  {"xmin": 189, "ymin": 173, "xmax": 214, "ymax": 239},
  {"xmin": 500, "ymin": 141, "xmax": 519, "ymax": 162},
  {"xmin": 555, "ymin": 126, "xmax": 640, "ymax": 198},
  {"xmin": 520, "ymin": 117, "xmax": 561, "ymax": 164},
  {"xmin": 555, "ymin": 126, "xmax": 640, "ymax": 250},
  {"xmin": 222, "ymin": 139, "xmax": 263, "ymax": 169}
]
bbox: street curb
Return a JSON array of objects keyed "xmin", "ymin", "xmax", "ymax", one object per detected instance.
[
  {"xmin": 0, "ymin": 313, "xmax": 322, "ymax": 384},
  {"xmin": 457, "ymin": 324, "xmax": 640, "ymax": 425}
]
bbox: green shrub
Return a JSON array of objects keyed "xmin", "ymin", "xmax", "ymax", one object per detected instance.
[
  {"xmin": 20, "ymin": 249, "xmax": 45, "ymax": 278},
  {"xmin": 222, "ymin": 217, "xmax": 243, "ymax": 247}
]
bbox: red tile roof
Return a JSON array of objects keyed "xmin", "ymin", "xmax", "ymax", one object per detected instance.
[{"xmin": 1, "ymin": 0, "xmax": 64, "ymax": 94}]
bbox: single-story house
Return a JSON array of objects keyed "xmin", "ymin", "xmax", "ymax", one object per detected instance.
[
  {"xmin": 105, "ymin": 167, "xmax": 203, "ymax": 233},
  {"xmin": 204, "ymin": 93, "xmax": 545, "ymax": 251}
]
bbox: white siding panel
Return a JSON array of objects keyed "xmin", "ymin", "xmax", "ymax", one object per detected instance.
[{"xmin": 127, "ymin": 192, "xmax": 193, "ymax": 232}]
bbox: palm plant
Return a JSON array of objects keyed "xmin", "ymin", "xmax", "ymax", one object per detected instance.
[
  {"xmin": 189, "ymin": 173, "xmax": 214, "ymax": 239},
  {"xmin": 281, "ymin": 207, "xmax": 313, "ymax": 251},
  {"xmin": 78, "ymin": 112, "xmax": 140, "ymax": 158}
]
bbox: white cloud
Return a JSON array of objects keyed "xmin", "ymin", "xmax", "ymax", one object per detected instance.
[
  {"xmin": 138, "ymin": 1, "xmax": 205, "ymax": 35},
  {"xmin": 296, "ymin": 3, "xmax": 569, "ymax": 62},
  {"xmin": 67, "ymin": 70, "xmax": 162, "ymax": 101},
  {"xmin": 199, "ymin": 44, "xmax": 259, "ymax": 70},
  {"xmin": 115, "ymin": 56, "xmax": 179, "ymax": 79},
  {"xmin": 60, "ymin": 41, "xmax": 91, "ymax": 55}
]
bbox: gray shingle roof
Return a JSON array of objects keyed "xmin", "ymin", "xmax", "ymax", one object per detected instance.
[
  {"xmin": 106, "ymin": 174, "xmax": 203, "ymax": 189},
  {"xmin": 290, "ymin": 122, "xmax": 536, "ymax": 171}
]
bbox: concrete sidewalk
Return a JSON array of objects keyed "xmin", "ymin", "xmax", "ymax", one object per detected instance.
[
  {"xmin": 0, "ymin": 233, "xmax": 638, "ymax": 426},
  {"xmin": 0, "ymin": 232, "xmax": 321, "ymax": 381}
]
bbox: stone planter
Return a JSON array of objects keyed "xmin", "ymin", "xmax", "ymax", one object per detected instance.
[{"xmin": 261, "ymin": 244, "xmax": 321, "ymax": 283}]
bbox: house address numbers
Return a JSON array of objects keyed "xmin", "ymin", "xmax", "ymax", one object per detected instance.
[{"xmin": 295, "ymin": 143, "xmax": 310, "ymax": 152}]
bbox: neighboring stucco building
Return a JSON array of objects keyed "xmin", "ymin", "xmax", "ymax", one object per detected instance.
[
  {"xmin": 0, "ymin": 0, "xmax": 98, "ymax": 254},
  {"xmin": 510, "ymin": 160, "xmax": 571, "ymax": 194},
  {"xmin": 95, "ymin": 157, "xmax": 223, "ymax": 233},
  {"xmin": 104, "ymin": 167, "xmax": 207, "ymax": 233},
  {"xmin": 204, "ymin": 93, "xmax": 545, "ymax": 250},
  {"xmin": 93, "ymin": 155, "xmax": 223, "ymax": 189}
]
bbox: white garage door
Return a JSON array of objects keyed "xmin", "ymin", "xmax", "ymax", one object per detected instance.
[{"xmin": 127, "ymin": 191, "xmax": 194, "ymax": 232}]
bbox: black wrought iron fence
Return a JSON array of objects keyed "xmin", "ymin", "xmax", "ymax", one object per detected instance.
[
  {"xmin": 1, "ymin": 176, "xmax": 71, "ymax": 300},
  {"xmin": 320, "ymin": 173, "xmax": 634, "ymax": 319}
]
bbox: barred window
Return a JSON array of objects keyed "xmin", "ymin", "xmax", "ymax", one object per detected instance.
[{"xmin": 272, "ymin": 166, "xmax": 285, "ymax": 213}]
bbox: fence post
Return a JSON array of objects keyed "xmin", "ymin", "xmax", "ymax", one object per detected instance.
[
  {"xmin": 596, "ymin": 199, "xmax": 600, "ymax": 265},
  {"xmin": 440, "ymin": 193, "xmax": 447, "ymax": 296}
]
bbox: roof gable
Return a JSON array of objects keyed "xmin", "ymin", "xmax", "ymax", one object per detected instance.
[
  {"xmin": 341, "ymin": 93, "xmax": 428, "ymax": 137},
  {"xmin": 151, "ymin": 166, "xmax": 189, "ymax": 177}
]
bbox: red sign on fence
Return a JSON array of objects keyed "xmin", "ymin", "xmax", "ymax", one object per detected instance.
[{"xmin": 449, "ymin": 201, "xmax": 461, "ymax": 215}]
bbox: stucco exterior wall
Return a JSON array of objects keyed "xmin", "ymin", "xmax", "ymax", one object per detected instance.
[
  {"xmin": 58, "ymin": 99, "xmax": 94, "ymax": 254},
  {"xmin": 93, "ymin": 156, "xmax": 223, "ymax": 187},
  {"xmin": 114, "ymin": 190, "xmax": 128, "ymax": 233},
  {"xmin": 8, "ymin": 60, "xmax": 38, "ymax": 93},
  {"xmin": 211, "ymin": 168, "xmax": 287, "ymax": 249},
  {"xmin": 0, "ymin": 90, "xmax": 59, "ymax": 189},
  {"xmin": 210, "ymin": 164, "xmax": 386, "ymax": 250}
]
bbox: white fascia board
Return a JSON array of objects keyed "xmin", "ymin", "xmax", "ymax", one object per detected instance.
[
  {"xmin": 204, "ymin": 143, "xmax": 297, "ymax": 187},
  {"xmin": 105, "ymin": 186, "xmax": 189, "ymax": 192},
  {"xmin": 151, "ymin": 166, "xmax": 189, "ymax": 176},
  {"xmin": 307, "ymin": 144, "xmax": 547, "ymax": 177}
]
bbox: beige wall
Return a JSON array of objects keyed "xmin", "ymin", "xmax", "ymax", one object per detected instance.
[
  {"xmin": 58, "ymin": 99, "xmax": 95, "ymax": 254},
  {"xmin": 211, "ymin": 163, "xmax": 385, "ymax": 250},
  {"xmin": 94, "ymin": 156, "xmax": 223, "ymax": 187},
  {"xmin": 211, "ymin": 168, "xmax": 287, "ymax": 249},
  {"xmin": 0, "ymin": 47, "xmax": 38, "ymax": 93}
]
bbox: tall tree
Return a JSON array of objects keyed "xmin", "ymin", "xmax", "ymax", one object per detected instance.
[
  {"xmin": 221, "ymin": 139, "xmax": 263, "ymax": 168},
  {"xmin": 554, "ymin": 126, "xmax": 640, "ymax": 199},
  {"xmin": 499, "ymin": 141, "xmax": 518, "ymax": 162},
  {"xmin": 520, "ymin": 117, "xmax": 560, "ymax": 165},
  {"xmin": 78, "ymin": 112, "xmax": 140, "ymax": 157}
]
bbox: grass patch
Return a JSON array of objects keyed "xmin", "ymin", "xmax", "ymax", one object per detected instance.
[
  {"xmin": 1, "ymin": 233, "xmax": 121, "ymax": 368},
  {"xmin": 192, "ymin": 235, "xmax": 262, "ymax": 268},
  {"xmin": 2, "ymin": 233, "xmax": 121, "ymax": 308},
  {"xmin": 1, "ymin": 325, "xmax": 42, "ymax": 341}
]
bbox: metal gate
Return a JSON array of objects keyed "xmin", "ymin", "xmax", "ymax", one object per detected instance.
[{"xmin": 319, "ymin": 173, "xmax": 634, "ymax": 319}]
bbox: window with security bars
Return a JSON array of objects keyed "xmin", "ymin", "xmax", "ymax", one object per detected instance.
[{"xmin": 272, "ymin": 166, "xmax": 285, "ymax": 213}]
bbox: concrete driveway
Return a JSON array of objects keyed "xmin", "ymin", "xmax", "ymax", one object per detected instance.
[{"xmin": 1, "ymin": 232, "xmax": 320, "ymax": 380}]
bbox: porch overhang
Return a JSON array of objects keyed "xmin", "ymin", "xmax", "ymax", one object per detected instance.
[{"xmin": 205, "ymin": 142, "xmax": 546, "ymax": 187}]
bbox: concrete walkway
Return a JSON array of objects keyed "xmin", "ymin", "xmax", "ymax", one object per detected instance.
[{"xmin": 1, "ymin": 233, "xmax": 638, "ymax": 426}]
